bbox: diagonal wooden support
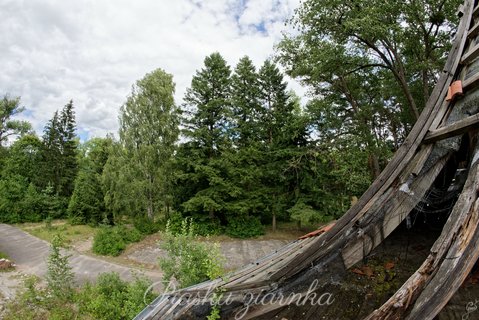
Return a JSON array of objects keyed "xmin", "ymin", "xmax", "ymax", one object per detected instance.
[{"xmin": 424, "ymin": 113, "xmax": 479, "ymax": 143}]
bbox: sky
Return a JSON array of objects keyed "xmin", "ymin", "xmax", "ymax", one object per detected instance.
[{"xmin": 0, "ymin": 0, "xmax": 305, "ymax": 141}]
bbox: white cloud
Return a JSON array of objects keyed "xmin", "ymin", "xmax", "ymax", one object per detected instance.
[{"xmin": 0, "ymin": 0, "xmax": 304, "ymax": 140}]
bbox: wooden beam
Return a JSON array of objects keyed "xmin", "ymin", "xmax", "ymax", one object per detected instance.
[
  {"xmin": 463, "ymin": 70, "xmax": 479, "ymax": 90},
  {"xmin": 468, "ymin": 21, "xmax": 479, "ymax": 39},
  {"xmin": 473, "ymin": 4, "xmax": 479, "ymax": 17},
  {"xmin": 461, "ymin": 42, "xmax": 479, "ymax": 65},
  {"xmin": 424, "ymin": 113, "xmax": 479, "ymax": 143}
]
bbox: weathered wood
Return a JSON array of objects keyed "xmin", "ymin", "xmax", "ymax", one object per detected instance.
[
  {"xmin": 461, "ymin": 42, "xmax": 479, "ymax": 65},
  {"xmin": 365, "ymin": 136, "xmax": 479, "ymax": 320},
  {"xmin": 468, "ymin": 20, "xmax": 479, "ymax": 38},
  {"xmin": 425, "ymin": 113, "xmax": 479, "ymax": 142},
  {"xmin": 133, "ymin": 1, "xmax": 479, "ymax": 319},
  {"xmin": 342, "ymin": 153, "xmax": 450, "ymax": 268},
  {"xmin": 463, "ymin": 67, "xmax": 479, "ymax": 90}
]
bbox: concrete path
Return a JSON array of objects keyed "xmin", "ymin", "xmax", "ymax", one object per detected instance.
[
  {"xmin": 0, "ymin": 224, "xmax": 162, "ymax": 285},
  {"xmin": 127, "ymin": 239, "xmax": 290, "ymax": 270}
]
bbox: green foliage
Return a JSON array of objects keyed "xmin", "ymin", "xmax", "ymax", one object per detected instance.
[
  {"xmin": 162, "ymin": 212, "xmax": 185, "ymax": 235},
  {"xmin": 133, "ymin": 216, "xmax": 163, "ymax": 235},
  {"xmin": 68, "ymin": 167, "xmax": 104, "ymax": 224},
  {"xmin": 225, "ymin": 216, "xmax": 264, "ymax": 238},
  {"xmin": 78, "ymin": 272, "xmax": 155, "ymax": 320},
  {"xmin": 288, "ymin": 201, "xmax": 334, "ymax": 226},
  {"xmin": 0, "ymin": 94, "xmax": 32, "ymax": 146},
  {"xmin": 159, "ymin": 218, "xmax": 225, "ymax": 288},
  {"xmin": 92, "ymin": 225, "xmax": 144, "ymax": 256},
  {"xmin": 192, "ymin": 215, "xmax": 223, "ymax": 236},
  {"xmin": 116, "ymin": 224, "xmax": 143, "ymax": 243},
  {"xmin": 40, "ymin": 101, "xmax": 79, "ymax": 197},
  {"xmin": 92, "ymin": 226, "xmax": 127, "ymax": 256},
  {"xmin": 106, "ymin": 68, "xmax": 179, "ymax": 220},
  {"xmin": 46, "ymin": 234, "xmax": 74, "ymax": 300},
  {"xmin": 4, "ymin": 271, "xmax": 154, "ymax": 320}
]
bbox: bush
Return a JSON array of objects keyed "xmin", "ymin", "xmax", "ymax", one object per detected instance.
[
  {"xmin": 133, "ymin": 216, "xmax": 163, "ymax": 235},
  {"xmin": 159, "ymin": 218, "xmax": 224, "ymax": 288},
  {"xmin": 117, "ymin": 225, "xmax": 143, "ymax": 243},
  {"xmin": 92, "ymin": 225, "xmax": 144, "ymax": 256},
  {"xmin": 92, "ymin": 227, "xmax": 126, "ymax": 256},
  {"xmin": 192, "ymin": 215, "xmax": 223, "ymax": 236},
  {"xmin": 164, "ymin": 212, "xmax": 184, "ymax": 235},
  {"xmin": 225, "ymin": 216, "xmax": 264, "ymax": 238},
  {"xmin": 78, "ymin": 272, "xmax": 156, "ymax": 320}
]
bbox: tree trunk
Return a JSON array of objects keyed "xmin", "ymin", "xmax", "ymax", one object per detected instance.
[
  {"xmin": 272, "ymin": 212, "xmax": 277, "ymax": 232},
  {"xmin": 368, "ymin": 153, "xmax": 381, "ymax": 179}
]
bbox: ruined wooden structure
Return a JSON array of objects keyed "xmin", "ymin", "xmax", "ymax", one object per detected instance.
[{"xmin": 136, "ymin": 0, "xmax": 479, "ymax": 318}]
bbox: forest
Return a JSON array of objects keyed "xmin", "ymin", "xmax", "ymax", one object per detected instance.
[{"xmin": 0, "ymin": 0, "xmax": 462, "ymax": 238}]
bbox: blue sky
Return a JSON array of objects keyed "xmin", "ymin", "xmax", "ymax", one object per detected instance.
[{"xmin": 0, "ymin": 0, "xmax": 304, "ymax": 141}]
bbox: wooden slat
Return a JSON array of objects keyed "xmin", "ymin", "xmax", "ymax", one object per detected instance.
[
  {"xmin": 461, "ymin": 42, "xmax": 479, "ymax": 65},
  {"xmin": 463, "ymin": 68, "xmax": 479, "ymax": 89},
  {"xmin": 134, "ymin": 1, "xmax": 478, "ymax": 319},
  {"xmin": 424, "ymin": 113, "xmax": 479, "ymax": 143},
  {"xmin": 468, "ymin": 21, "xmax": 479, "ymax": 38},
  {"xmin": 473, "ymin": 4, "xmax": 479, "ymax": 17},
  {"xmin": 269, "ymin": 0, "xmax": 474, "ymax": 282},
  {"xmin": 365, "ymin": 137, "xmax": 479, "ymax": 320}
]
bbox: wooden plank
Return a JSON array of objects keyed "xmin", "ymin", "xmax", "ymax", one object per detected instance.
[
  {"xmin": 134, "ymin": 2, "xmax": 477, "ymax": 319},
  {"xmin": 269, "ymin": 0, "xmax": 473, "ymax": 282},
  {"xmin": 474, "ymin": 3, "xmax": 479, "ymax": 17},
  {"xmin": 342, "ymin": 154, "xmax": 449, "ymax": 268},
  {"xmin": 424, "ymin": 113, "xmax": 479, "ymax": 142},
  {"xmin": 463, "ymin": 68, "xmax": 479, "ymax": 89},
  {"xmin": 365, "ymin": 138, "xmax": 479, "ymax": 320},
  {"xmin": 468, "ymin": 21, "xmax": 479, "ymax": 38},
  {"xmin": 461, "ymin": 42, "xmax": 479, "ymax": 65}
]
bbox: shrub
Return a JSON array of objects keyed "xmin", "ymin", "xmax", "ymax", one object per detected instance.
[
  {"xmin": 133, "ymin": 216, "xmax": 163, "ymax": 235},
  {"xmin": 164, "ymin": 212, "xmax": 184, "ymax": 235},
  {"xmin": 46, "ymin": 234, "xmax": 74, "ymax": 300},
  {"xmin": 159, "ymin": 218, "xmax": 225, "ymax": 288},
  {"xmin": 92, "ymin": 225, "xmax": 144, "ymax": 256},
  {"xmin": 225, "ymin": 216, "xmax": 264, "ymax": 238},
  {"xmin": 77, "ymin": 272, "xmax": 155, "ymax": 320},
  {"xmin": 117, "ymin": 225, "xmax": 143, "ymax": 243},
  {"xmin": 92, "ymin": 227, "xmax": 126, "ymax": 256},
  {"xmin": 192, "ymin": 215, "xmax": 223, "ymax": 236}
]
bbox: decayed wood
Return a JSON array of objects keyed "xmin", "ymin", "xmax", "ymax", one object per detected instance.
[
  {"xmin": 468, "ymin": 20, "xmax": 479, "ymax": 38},
  {"xmin": 461, "ymin": 42, "xmax": 479, "ymax": 65},
  {"xmin": 277, "ymin": 0, "xmax": 473, "ymax": 279},
  {"xmin": 365, "ymin": 136, "xmax": 479, "ymax": 320},
  {"xmin": 134, "ymin": 1, "xmax": 479, "ymax": 319},
  {"xmin": 342, "ymin": 152, "xmax": 450, "ymax": 268},
  {"xmin": 425, "ymin": 113, "xmax": 479, "ymax": 142}
]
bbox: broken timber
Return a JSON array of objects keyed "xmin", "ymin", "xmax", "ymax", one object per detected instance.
[{"xmin": 135, "ymin": 0, "xmax": 479, "ymax": 319}]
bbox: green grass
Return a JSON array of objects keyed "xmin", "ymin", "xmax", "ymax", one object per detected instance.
[
  {"xmin": 0, "ymin": 251, "xmax": 9, "ymax": 259},
  {"xmin": 17, "ymin": 220, "xmax": 97, "ymax": 245}
]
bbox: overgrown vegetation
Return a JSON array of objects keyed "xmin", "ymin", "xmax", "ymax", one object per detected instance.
[
  {"xmin": 3, "ymin": 230, "xmax": 155, "ymax": 320},
  {"xmin": 0, "ymin": 0, "xmax": 462, "ymax": 238},
  {"xmin": 92, "ymin": 225, "xmax": 143, "ymax": 256},
  {"xmin": 159, "ymin": 218, "xmax": 225, "ymax": 288}
]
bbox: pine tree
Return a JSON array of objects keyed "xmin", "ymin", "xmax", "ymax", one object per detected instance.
[
  {"xmin": 257, "ymin": 60, "xmax": 306, "ymax": 231},
  {"xmin": 40, "ymin": 101, "xmax": 78, "ymax": 197},
  {"xmin": 183, "ymin": 52, "xmax": 232, "ymax": 155},
  {"xmin": 179, "ymin": 53, "xmax": 233, "ymax": 221},
  {"xmin": 230, "ymin": 56, "xmax": 261, "ymax": 147},
  {"xmin": 0, "ymin": 95, "xmax": 31, "ymax": 146},
  {"xmin": 59, "ymin": 100, "xmax": 78, "ymax": 196}
]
